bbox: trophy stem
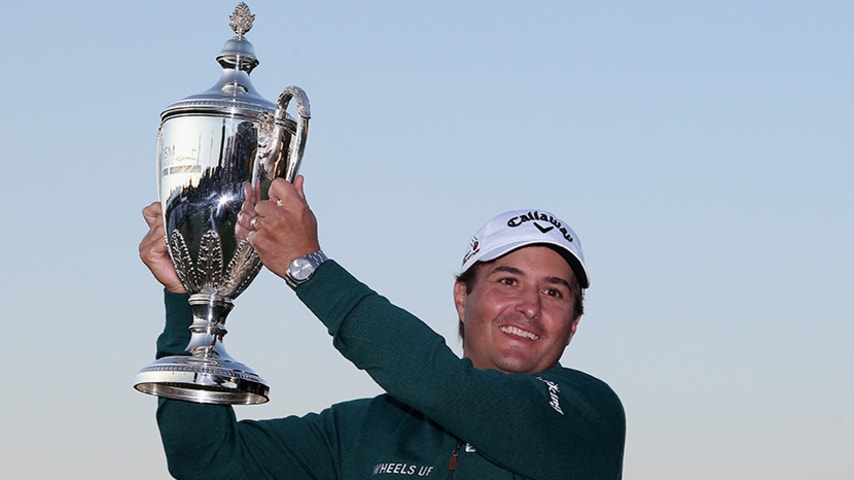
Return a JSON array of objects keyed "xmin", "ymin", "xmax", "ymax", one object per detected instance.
[
  {"xmin": 185, "ymin": 294, "xmax": 234, "ymax": 356},
  {"xmin": 134, "ymin": 294, "xmax": 270, "ymax": 405}
]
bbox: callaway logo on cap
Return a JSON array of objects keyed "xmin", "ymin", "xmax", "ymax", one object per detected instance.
[{"xmin": 460, "ymin": 209, "xmax": 589, "ymax": 288}]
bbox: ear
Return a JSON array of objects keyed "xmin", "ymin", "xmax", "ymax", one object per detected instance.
[
  {"xmin": 453, "ymin": 281, "xmax": 468, "ymax": 323},
  {"xmin": 566, "ymin": 315, "xmax": 582, "ymax": 346}
]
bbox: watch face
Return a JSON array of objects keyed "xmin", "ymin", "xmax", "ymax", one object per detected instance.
[
  {"xmin": 286, "ymin": 251, "xmax": 327, "ymax": 288},
  {"xmin": 290, "ymin": 258, "xmax": 313, "ymax": 281}
]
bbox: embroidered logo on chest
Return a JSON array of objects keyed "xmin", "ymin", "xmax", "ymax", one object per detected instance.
[{"xmin": 536, "ymin": 377, "xmax": 564, "ymax": 415}]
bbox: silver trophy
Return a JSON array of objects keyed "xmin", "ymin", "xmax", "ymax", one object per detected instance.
[{"xmin": 134, "ymin": 3, "xmax": 310, "ymax": 405}]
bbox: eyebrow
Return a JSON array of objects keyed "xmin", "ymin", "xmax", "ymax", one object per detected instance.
[{"xmin": 488, "ymin": 265, "xmax": 572, "ymax": 290}]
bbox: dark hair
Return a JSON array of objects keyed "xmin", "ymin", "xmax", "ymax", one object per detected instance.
[{"xmin": 455, "ymin": 255, "xmax": 585, "ymax": 340}]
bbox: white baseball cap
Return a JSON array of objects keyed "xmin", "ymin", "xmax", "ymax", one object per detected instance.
[{"xmin": 460, "ymin": 209, "xmax": 589, "ymax": 288}]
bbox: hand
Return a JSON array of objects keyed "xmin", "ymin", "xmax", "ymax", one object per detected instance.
[
  {"xmin": 235, "ymin": 181, "xmax": 259, "ymax": 243},
  {"xmin": 139, "ymin": 202, "xmax": 186, "ymax": 294},
  {"xmin": 248, "ymin": 175, "xmax": 321, "ymax": 279}
]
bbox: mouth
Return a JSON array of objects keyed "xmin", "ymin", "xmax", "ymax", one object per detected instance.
[{"xmin": 500, "ymin": 325, "xmax": 540, "ymax": 341}]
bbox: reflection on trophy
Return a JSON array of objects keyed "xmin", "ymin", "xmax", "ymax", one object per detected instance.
[{"xmin": 134, "ymin": 3, "xmax": 310, "ymax": 405}]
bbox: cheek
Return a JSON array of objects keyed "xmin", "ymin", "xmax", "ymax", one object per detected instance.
[
  {"xmin": 463, "ymin": 297, "xmax": 488, "ymax": 325},
  {"xmin": 545, "ymin": 308, "xmax": 577, "ymax": 339},
  {"xmin": 462, "ymin": 292, "xmax": 506, "ymax": 331}
]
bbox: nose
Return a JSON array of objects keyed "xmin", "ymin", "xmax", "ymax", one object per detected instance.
[{"xmin": 514, "ymin": 287, "xmax": 542, "ymax": 320}]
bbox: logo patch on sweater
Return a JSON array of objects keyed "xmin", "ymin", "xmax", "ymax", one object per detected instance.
[
  {"xmin": 372, "ymin": 463, "xmax": 435, "ymax": 476},
  {"xmin": 537, "ymin": 377, "xmax": 564, "ymax": 415}
]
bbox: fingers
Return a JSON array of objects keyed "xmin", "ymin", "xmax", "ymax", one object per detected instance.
[
  {"xmin": 266, "ymin": 178, "xmax": 290, "ymax": 207},
  {"xmin": 139, "ymin": 205, "xmax": 168, "ymax": 259},
  {"xmin": 139, "ymin": 201, "xmax": 186, "ymax": 294},
  {"xmin": 293, "ymin": 175, "xmax": 306, "ymax": 202},
  {"xmin": 235, "ymin": 182, "xmax": 258, "ymax": 241},
  {"xmin": 142, "ymin": 201, "xmax": 162, "ymax": 228},
  {"xmin": 247, "ymin": 175, "xmax": 320, "ymax": 278},
  {"xmin": 266, "ymin": 176, "xmax": 307, "ymax": 209},
  {"xmin": 140, "ymin": 203, "xmax": 166, "ymax": 244}
]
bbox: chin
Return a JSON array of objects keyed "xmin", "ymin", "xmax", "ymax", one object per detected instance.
[{"xmin": 494, "ymin": 359, "xmax": 538, "ymax": 375}]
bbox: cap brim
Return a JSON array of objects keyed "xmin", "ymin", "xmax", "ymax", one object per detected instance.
[{"xmin": 469, "ymin": 241, "xmax": 589, "ymax": 288}]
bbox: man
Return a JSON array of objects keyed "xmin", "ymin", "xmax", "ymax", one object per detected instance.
[{"xmin": 139, "ymin": 176, "xmax": 625, "ymax": 479}]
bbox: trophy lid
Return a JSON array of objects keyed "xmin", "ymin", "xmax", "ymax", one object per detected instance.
[{"xmin": 161, "ymin": 3, "xmax": 277, "ymax": 120}]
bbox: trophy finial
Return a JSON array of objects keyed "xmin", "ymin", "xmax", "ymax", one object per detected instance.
[
  {"xmin": 229, "ymin": 3, "xmax": 255, "ymax": 37},
  {"xmin": 218, "ymin": 3, "xmax": 259, "ymax": 73}
]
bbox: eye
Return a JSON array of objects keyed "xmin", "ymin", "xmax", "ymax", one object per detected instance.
[
  {"xmin": 544, "ymin": 287, "xmax": 563, "ymax": 298},
  {"xmin": 499, "ymin": 277, "xmax": 517, "ymax": 286}
]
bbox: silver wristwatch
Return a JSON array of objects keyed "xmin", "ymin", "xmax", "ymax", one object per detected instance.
[{"xmin": 285, "ymin": 250, "xmax": 328, "ymax": 289}]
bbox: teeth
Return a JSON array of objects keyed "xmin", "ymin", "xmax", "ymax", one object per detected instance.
[{"xmin": 500, "ymin": 325, "xmax": 539, "ymax": 340}]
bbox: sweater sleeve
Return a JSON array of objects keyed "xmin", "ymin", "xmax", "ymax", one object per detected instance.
[
  {"xmin": 297, "ymin": 260, "xmax": 626, "ymax": 480},
  {"xmin": 152, "ymin": 290, "xmax": 351, "ymax": 480},
  {"xmin": 156, "ymin": 290, "xmax": 192, "ymax": 359}
]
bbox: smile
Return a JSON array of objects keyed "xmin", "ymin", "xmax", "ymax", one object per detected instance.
[{"xmin": 500, "ymin": 325, "xmax": 540, "ymax": 341}]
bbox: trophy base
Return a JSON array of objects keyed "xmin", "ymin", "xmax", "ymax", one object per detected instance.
[{"xmin": 134, "ymin": 355, "xmax": 269, "ymax": 405}]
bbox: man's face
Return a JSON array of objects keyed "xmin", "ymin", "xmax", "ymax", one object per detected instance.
[{"xmin": 454, "ymin": 246, "xmax": 581, "ymax": 374}]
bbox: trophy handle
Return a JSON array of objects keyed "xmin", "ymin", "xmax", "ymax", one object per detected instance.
[{"xmin": 276, "ymin": 86, "xmax": 311, "ymax": 182}]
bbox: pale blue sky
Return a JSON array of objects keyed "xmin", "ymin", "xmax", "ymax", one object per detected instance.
[{"xmin": 2, "ymin": 1, "xmax": 852, "ymax": 478}]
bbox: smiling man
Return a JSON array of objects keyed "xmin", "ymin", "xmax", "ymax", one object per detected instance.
[
  {"xmin": 141, "ymin": 178, "xmax": 626, "ymax": 479},
  {"xmin": 453, "ymin": 209, "xmax": 590, "ymax": 376}
]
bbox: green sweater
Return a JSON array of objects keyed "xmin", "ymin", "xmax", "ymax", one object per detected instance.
[{"xmin": 155, "ymin": 260, "xmax": 625, "ymax": 479}]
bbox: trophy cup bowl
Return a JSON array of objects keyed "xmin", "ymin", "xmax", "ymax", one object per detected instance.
[{"xmin": 134, "ymin": 3, "xmax": 309, "ymax": 405}]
